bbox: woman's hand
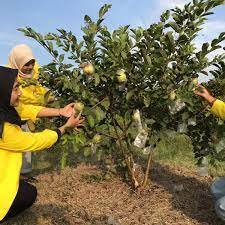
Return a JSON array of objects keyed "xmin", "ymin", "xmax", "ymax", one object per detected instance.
[
  {"xmin": 194, "ymin": 85, "xmax": 216, "ymax": 105},
  {"xmin": 65, "ymin": 111, "xmax": 85, "ymax": 129},
  {"xmin": 59, "ymin": 103, "xmax": 75, "ymax": 117},
  {"xmin": 58, "ymin": 111, "xmax": 85, "ymax": 135}
]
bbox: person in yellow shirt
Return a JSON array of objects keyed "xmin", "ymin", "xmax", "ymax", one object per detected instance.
[
  {"xmin": 8, "ymin": 44, "xmax": 48, "ymax": 106},
  {"xmin": 195, "ymin": 84, "xmax": 225, "ymax": 222},
  {"xmin": 7, "ymin": 44, "xmax": 67, "ymax": 175},
  {"xmin": 0, "ymin": 66, "xmax": 84, "ymax": 223}
]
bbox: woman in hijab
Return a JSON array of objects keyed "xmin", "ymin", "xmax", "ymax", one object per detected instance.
[
  {"xmin": 7, "ymin": 44, "xmax": 75, "ymax": 120},
  {"xmin": 8, "ymin": 44, "xmax": 47, "ymax": 105},
  {"xmin": 7, "ymin": 44, "xmax": 75, "ymax": 175},
  {"xmin": 0, "ymin": 66, "xmax": 84, "ymax": 223}
]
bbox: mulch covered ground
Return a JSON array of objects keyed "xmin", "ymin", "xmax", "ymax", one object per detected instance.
[{"xmin": 3, "ymin": 163, "xmax": 222, "ymax": 225}]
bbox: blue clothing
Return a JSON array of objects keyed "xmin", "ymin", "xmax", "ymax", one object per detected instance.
[{"xmin": 211, "ymin": 177, "xmax": 225, "ymax": 221}]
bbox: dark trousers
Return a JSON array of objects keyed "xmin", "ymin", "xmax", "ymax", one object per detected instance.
[{"xmin": 0, "ymin": 179, "xmax": 37, "ymax": 223}]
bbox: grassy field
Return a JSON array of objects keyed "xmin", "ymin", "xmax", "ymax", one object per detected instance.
[{"xmin": 155, "ymin": 132, "xmax": 225, "ymax": 177}]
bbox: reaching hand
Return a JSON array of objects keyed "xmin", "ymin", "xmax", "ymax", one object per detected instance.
[
  {"xmin": 59, "ymin": 103, "xmax": 75, "ymax": 117},
  {"xmin": 194, "ymin": 85, "xmax": 210, "ymax": 98},
  {"xmin": 65, "ymin": 111, "xmax": 85, "ymax": 129},
  {"xmin": 194, "ymin": 85, "xmax": 216, "ymax": 104}
]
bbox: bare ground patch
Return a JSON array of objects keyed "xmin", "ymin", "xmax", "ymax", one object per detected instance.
[{"xmin": 3, "ymin": 163, "xmax": 222, "ymax": 225}]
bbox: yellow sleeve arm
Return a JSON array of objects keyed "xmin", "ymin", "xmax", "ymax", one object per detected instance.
[
  {"xmin": 0, "ymin": 123, "xmax": 58, "ymax": 152},
  {"xmin": 210, "ymin": 99, "xmax": 225, "ymax": 120},
  {"xmin": 16, "ymin": 103, "xmax": 43, "ymax": 121}
]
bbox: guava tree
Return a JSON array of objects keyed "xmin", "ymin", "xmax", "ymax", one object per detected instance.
[{"xmin": 19, "ymin": 0, "xmax": 225, "ymax": 189}]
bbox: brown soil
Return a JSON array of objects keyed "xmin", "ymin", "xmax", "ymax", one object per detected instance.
[{"xmin": 2, "ymin": 163, "xmax": 222, "ymax": 225}]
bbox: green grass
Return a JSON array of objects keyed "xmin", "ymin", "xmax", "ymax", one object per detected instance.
[
  {"xmin": 154, "ymin": 133, "xmax": 195, "ymax": 168},
  {"xmin": 154, "ymin": 132, "xmax": 225, "ymax": 177}
]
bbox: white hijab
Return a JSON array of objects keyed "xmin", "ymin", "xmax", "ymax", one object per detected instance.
[{"xmin": 8, "ymin": 44, "xmax": 35, "ymax": 78}]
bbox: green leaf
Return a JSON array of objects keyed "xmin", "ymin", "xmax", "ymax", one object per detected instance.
[
  {"xmin": 193, "ymin": 0, "xmax": 198, "ymax": 5},
  {"xmin": 56, "ymin": 39, "xmax": 63, "ymax": 47},
  {"xmin": 44, "ymin": 33, "xmax": 55, "ymax": 40},
  {"xmin": 94, "ymin": 107, "xmax": 106, "ymax": 122},
  {"xmin": 99, "ymin": 4, "xmax": 112, "ymax": 19},
  {"xmin": 121, "ymin": 51, "xmax": 127, "ymax": 59},
  {"xmin": 84, "ymin": 15, "xmax": 92, "ymax": 24},
  {"xmin": 57, "ymin": 29, "xmax": 67, "ymax": 35},
  {"xmin": 17, "ymin": 28, "xmax": 27, "ymax": 33},
  {"xmin": 97, "ymin": 18, "xmax": 104, "ymax": 26},
  {"xmin": 212, "ymin": 38, "xmax": 219, "ymax": 46},
  {"xmin": 202, "ymin": 43, "xmax": 209, "ymax": 54},
  {"xmin": 47, "ymin": 41, "xmax": 54, "ymax": 52},
  {"xmin": 211, "ymin": 45, "xmax": 222, "ymax": 51},
  {"xmin": 61, "ymin": 136, "xmax": 68, "ymax": 145},
  {"xmin": 83, "ymin": 147, "xmax": 92, "ymax": 157},
  {"xmin": 202, "ymin": 12, "xmax": 214, "ymax": 16},
  {"xmin": 94, "ymin": 74, "xmax": 100, "ymax": 86},
  {"xmin": 126, "ymin": 91, "xmax": 134, "ymax": 101},
  {"xmin": 96, "ymin": 124, "xmax": 108, "ymax": 133},
  {"xmin": 160, "ymin": 10, "xmax": 170, "ymax": 22},
  {"xmin": 165, "ymin": 31, "xmax": 175, "ymax": 50},
  {"xmin": 59, "ymin": 54, "xmax": 64, "ymax": 62},
  {"xmin": 101, "ymin": 98, "xmax": 110, "ymax": 110},
  {"xmin": 165, "ymin": 22, "xmax": 180, "ymax": 32},
  {"xmin": 121, "ymin": 33, "xmax": 127, "ymax": 43},
  {"xmin": 219, "ymin": 32, "xmax": 225, "ymax": 40},
  {"xmin": 72, "ymin": 145, "xmax": 80, "ymax": 153},
  {"xmin": 178, "ymin": 34, "xmax": 189, "ymax": 43},
  {"xmin": 82, "ymin": 90, "xmax": 87, "ymax": 98},
  {"xmin": 87, "ymin": 115, "xmax": 95, "ymax": 128},
  {"xmin": 143, "ymin": 96, "xmax": 150, "ymax": 107},
  {"xmin": 144, "ymin": 55, "xmax": 152, "ymax": 65}
]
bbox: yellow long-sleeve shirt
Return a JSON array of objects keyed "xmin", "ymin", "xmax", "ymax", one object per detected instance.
[
  {"xmin": 0, "ymin": 124, "xmax": 58, "ymax": 221},
  {"xmin": 0, "ymin": 112, "xmax": 58, "ymax": 221},
  {"xmin": 210, "ymin": 99, "xmax": 225, "ymax": 120},
  {"xmin": 16, "ymin": 103, "xmax": 43, "ymax": 122}
]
